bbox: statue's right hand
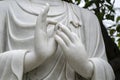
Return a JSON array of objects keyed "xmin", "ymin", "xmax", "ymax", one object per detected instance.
[
  {"xmin": 24, "ymin": 4, "xmax": 58, "ymax": 73},
  {"xmin": 34, "ymin": 4, "xmax": 57, "ymax": 60}
]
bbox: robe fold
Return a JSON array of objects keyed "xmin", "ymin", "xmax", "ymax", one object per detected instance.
[{"xmin": 0, "ymin": 0, "xmax": 115, "ymax": 80}]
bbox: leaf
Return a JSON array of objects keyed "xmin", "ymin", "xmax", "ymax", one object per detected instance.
[
  {"xmin": 106, "ymin": 0, "xmax": 112, "ymax": 5},
  {"xmin": 84, "ymin": 0, "xmax": 89, "ymax": 2},
  {"xmin": 105, "ymin": 4, "xmax": 112, "ymax": 10},
  {"xmin": 116, "ymin": 33, "xmax": 120, "ymax": 37},
  {"xmin": 117, "ymin": 38, "xmax": 120, "ymax": 41},
  {"xmin": 94, "ymin": 0, "xmax": 99, "ymax": 7},
  {"xmin": 112, "ymin": 38, "xmax": 115, "ymax": 42},
  {"xmin": 105, "ymin": 4, "xmax": 115, "ymax": 13},
  {"xmin": 110, "ymin": 29, "xmax": 116, "ymax": 36},
  {"xmin": 96, "ymin": 12, "xmax": 104, "ymax": 21},
  {"xmin": 75, "ymin": 0, "xmax": 81, "ymax": 5},
  {"xmin": 102, "ymin": 8, "xmax": 105, "ymax": 14},
  {"xmin": 84, "ymin": 1, "xmax": 94, "ymax": 8},
  {"xmin": 116, "ymin": 25, "xmax": 120, "ymax": 32},
  {"xmin": 117, "ymin": 38, "xmax": 120, "ymax": 48},
  {"xmin": 118, "ymin": 41, "xmax": 120, "ymax": 49},
  {"xmin": 100, "ymin": 0, "xmax": 104, "ymax": 3},
  {"xmin": 116, "ymin": 16, "xmax": 120, "ymax": 22},
  {"xmin": 106, "ymin": 14, "xmax": 114, "ymax": 21}
]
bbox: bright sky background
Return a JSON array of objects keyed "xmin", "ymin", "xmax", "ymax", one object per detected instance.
[{"xmin": 114, "ymin": 0, "xmax": 120, "ymax": 8}]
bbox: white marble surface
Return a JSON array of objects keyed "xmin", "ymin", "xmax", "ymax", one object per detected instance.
[{"xmin": 0, "ymin": 0, "xmax": 115, "ymax": 80}]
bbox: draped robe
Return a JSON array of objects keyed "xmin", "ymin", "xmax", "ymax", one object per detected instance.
[{"xmin": 0, "ymin": 0, "xmax": 115, "ymax": 80}]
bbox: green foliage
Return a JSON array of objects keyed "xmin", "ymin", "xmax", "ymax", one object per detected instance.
[
  {"xmin": 62, "ymin": 0, "xmax": 73, "ymax": 3},
  {"xmin": 63, "ymin": 0, "xmax": 120, "ymax": 49},
  {"xmin": 117, "ymin": 16, "xmax": 120, "ymax": 22}
]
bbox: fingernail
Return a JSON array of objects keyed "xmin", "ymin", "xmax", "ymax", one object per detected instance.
[
  {"xmin": 55, "ymin": 24, "xmax": 58, "ymax": 31},
  {"xmin": 55, "ymin": 23, "xmax": 60, "ymax": 30}
]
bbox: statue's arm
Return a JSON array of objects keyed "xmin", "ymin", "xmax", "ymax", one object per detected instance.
[
  {"xmin": 0, "ymin": 1, "xmax": 38, "ymax": 73},
  {"xmin": 0, "ymin": 2, "xmax": 26, "ymax": 79},
  {"xmin": 0, "ymin": 9, "xmax": 43, "ymax": 75},
  {"xmin": 0, "ymin": 8, "xmax": 42, "ymax": 74},
  {"xmin": 79, "ymin": 8, "xmax": 115, "ymax": 80},
  {"xmin": 81, "ymin": 9, "xmax": 107, "ymax": 60}
]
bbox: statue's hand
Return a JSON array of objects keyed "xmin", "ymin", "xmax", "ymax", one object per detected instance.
[
  {"xmin": 55, "ymin": 23, "xmax": 88, "ymax": 63},
  {"xmin": 34, "ymin": 4, "xmax": 57, "ymax": 60},
  {"xmin": 55, "ymin": 23, "xmax": 93, "ymax": 79}
]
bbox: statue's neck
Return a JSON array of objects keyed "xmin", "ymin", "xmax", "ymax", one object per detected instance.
[{"xmin": 30, "ymin": 0, "xmax": 62, "ymax": 6}]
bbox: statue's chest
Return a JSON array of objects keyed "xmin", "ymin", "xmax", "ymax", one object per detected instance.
[
  {"xmin": 7, "ymin": 11, "xmax": 71, "ymax": 41},
  {"xmin": 7, "ymin": 2, "xmax": 83, "ymax": 50}
]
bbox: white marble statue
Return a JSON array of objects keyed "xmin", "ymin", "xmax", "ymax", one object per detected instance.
[{"xmin": 0, "ymin": 0, "xmax": 115, "ymax": 80}]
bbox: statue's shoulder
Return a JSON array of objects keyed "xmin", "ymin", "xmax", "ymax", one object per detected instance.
[
  {"xmin": 64, "ymin": 2, "xmax": 96, "ymax": 19},
  {"xmin": 70, "ymin": 3, "xmax": 95, "ymax": 18},
  {"xmin": 66, "ymin": 2, "xmax": 99, "ymax": 27}
]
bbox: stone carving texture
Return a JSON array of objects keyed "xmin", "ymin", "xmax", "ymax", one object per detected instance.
[{"xmin": 0, "ymin": 0, "xmax": 115, "ymax": 80}]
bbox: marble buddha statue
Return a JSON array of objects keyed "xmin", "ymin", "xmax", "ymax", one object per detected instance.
[{"xmin": 0, "ymin": 0, "xmax": 115, "ymax": 80}]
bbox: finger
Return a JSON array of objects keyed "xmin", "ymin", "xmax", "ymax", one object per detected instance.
[
  {"xmin": 71, "ymin": 32, "xmax": 79, "ymax": 41},
  {"xmin": 36, "ymin": 4, "xmax": 50, "ymax": 32},
  {"xmin": 42, "ymin": 3, "xmax": 49, "ymax": 21},
  {"xmin": 56, "ymin": 23, "xmax": 75, "ymax": 42},
  {"xmin": 54, "ymin": 35, "xmax": 67, "ymax": 50},
  {"xmin": 57, "ymin": 30, "xmax": 72, "ymax": 46},
  {"xmin": 47, "ymin": 19, "xmax": 57, "ymax": 26},
  {"xmin": 55, "ymin": 23, "xmax": 61, "ymax": 31}
]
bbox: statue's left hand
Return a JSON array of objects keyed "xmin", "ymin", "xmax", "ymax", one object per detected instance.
[{"xmin": 54, "ymin": 23, "xmax": 93, "ymax": 79}]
